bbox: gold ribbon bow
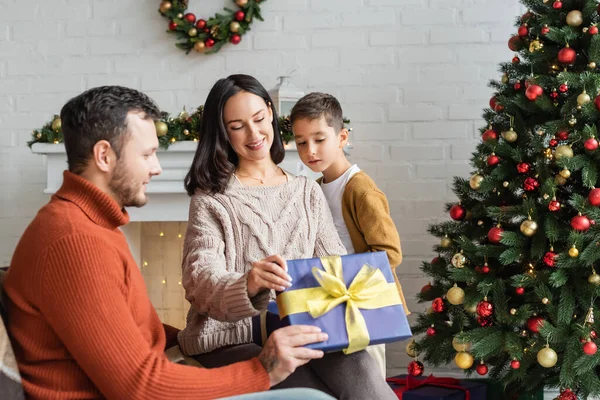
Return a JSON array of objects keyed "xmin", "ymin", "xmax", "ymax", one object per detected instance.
[{"xmin": 276, "ymin": 255, "xmax": 402, "ymax": 354}]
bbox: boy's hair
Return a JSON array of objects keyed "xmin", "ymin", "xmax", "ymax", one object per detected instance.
[{"xmin": 290, "ymin": 92, "xmax": 344, "ymax": 133}]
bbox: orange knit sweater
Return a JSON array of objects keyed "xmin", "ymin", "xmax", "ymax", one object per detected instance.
[{"xmin": 4, "ymin": 171, "xmax": 269, "ymax": 399}]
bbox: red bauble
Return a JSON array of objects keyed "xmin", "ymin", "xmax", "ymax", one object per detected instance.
[
  {"xmin": 408, "ymin": 360, "xmax": 424, "ymax": 377},
  {"xmin": 590, "ymin": 26, "xmax": 599, "ymax": 35},
  {"xmin": 558, "ymin": 47, "xmax": 576, "ymax": 65},
  {"xmin": 515, "ymin": 287, "xmax": 525, "ymax": 295},
  {"xmin": 550, "ymin": 91, "xmax": 559, "ymax": 100},
  {"xmin": 489, "ymin": 96, "xmax": 503, "ymax": 111},
  {"xmin": 527, "ymin": 316, "xmax": 544, "ymax": 333},
  {"xmin": 549, "ymin": 138, "xmax": 558, "ymax": 147},
  {"xmin": 508, "ymin": 36, "xmax": 523, "ymax": 51},
  {"xmin": 230, "ymin": 34, "xmax": 241, "ymax": 45},
  {"xmin": 514, "ymin": 81, "xmax": 522, "ymax": 90},
  {"xmin": 183, "ymin": 13, "xmax": 196, "ymax": 23},
  {"xmin": 169, "ymin": 21, "xmax": 178, "ymax": 30},
  {"xmin": 196, "ymin": 19, "xmax": 207, "ymax": 29},
  {"xmin": 592, "ymin": 331, "xmax": 598, "ymax": 339},
  {"xmin": 543, "ymin": 251, "xmax": 557, "ymax": 267},
  {"xmin": 431, "ymin": 257, "xmax": 440, "ymax": 265},
  {"xmin": 482, "ymin": 265, "xmax": 490, "ymax": 274},
  {"xmin": 426, "ymin": 326, "xmax": 436, "ymax": 336},
  {"xmin": 432, "ymin": 297, "xmax": 445, "ymax": 313},
  {"xmin": 548, "ymin": 200, "xmax": 561, "ymax": 212},
  {"xmin": 511, "ymin": 359, "xmax": 521, "ymax": 369},
  {"xmin": 512, "ymin": 56, "xmax": 520, "ymax": 64},
  {"xmin": 558, "ymin": 389, "xmax": 577, "ymax": 400},
  {"xmin": 541, "ymin": 26, "xmax": 550, "ymax": 35},
  {"xmin": 516, "ymin": 162, "xmax": 530, "ymax": 174},
  {"xmin": 589, "ymin": 188, "xmax": 600, "ymax": 206},
  {"xmin": 487, "ymin": 154, "xmax": 500, "ymax": 166},
  {"xmin": 477, "ymin": 300, "xmax": 494, "ymax": 317},
  {"xmin": 476, "ymin": 363, "xmax": 488, "ymax": 375},
  {"xmin": 553, "ymin": 1, "xmax": 563, "ymax": 9},
  {"xmin": 571, "ymin": 214, "xmax": 591, "ymax": 231},
  {"xmin": 450, "ymin": 204, "xmax": 466, "ymax": 220},
  {"xmin": 559, "ymin": 83, "xmax": 569, "ymax": 93},
  {"xmin": 205, "ymin": 38, "xmax": 215, "ymax": 48},
  {"xmin": 595, "ymin": 95, "xmax": 600, "ymax": 111},
  {"xmin": 482, "ymin": 129, "xmax": 498, "ymax": 142},
  {"xmin": 521, "ymin": 11, "xmax": 533, "ymax": 22},
  {"xmin": 488, "ymin": 226, "xmax": 504, "ymax": 243},
  {"xmin": 523, "ymin": 177, "xmax": 539, "ymax": 191},
  {"xmin": 477, "ymin": 316, "xmax": 493, "ymax": 327},
  {"xmin": 234, "ymin": 10, "xmax": 245, "ymax": 21},
  {"xmin": 204, "ymin": 28, "xmax": 210, "ymax": 33},
  {"xmin": 525, "ymin": 84, "xmax": 543, "ymax": 101},
  {"xmin": 421, "ymin": 283, "xmax": 432, "ymax": 294},
  {"xmin": 557, "ymin": 131, "xmax": 569, "ymax": 140},
  {"xmin": 583, "ymin": 341, "xmax": 598, "ymax": 355},
  {"xmin": 585, "ymin": 138, "xmax": 599, "ymax": 151},
  {"xmin": 517, "ymin": 25, "xmax": 529, "ymax": 38}
]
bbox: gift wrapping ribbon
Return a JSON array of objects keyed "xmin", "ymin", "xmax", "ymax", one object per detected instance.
[
  {"xmin": 386, "ymin": 374, "xmax": 471, "ymax": 400},
  {"xmin": 276, "ymin": 255, "xmax": 402, "ymax": 354}
]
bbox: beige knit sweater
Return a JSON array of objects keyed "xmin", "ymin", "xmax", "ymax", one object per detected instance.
[{"xmin": 178, "ymin": 174, "xmax": 347, "ymax": 355}]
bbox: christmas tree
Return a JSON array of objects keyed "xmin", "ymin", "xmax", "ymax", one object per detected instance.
[{"xmin": 410, "ymin": 1, "xmax": 600, "ymax": 399}]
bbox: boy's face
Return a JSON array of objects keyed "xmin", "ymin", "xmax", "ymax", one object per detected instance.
[{"xmin": 292, "ymin": 116, "xmax": 348, "ymax": 174}]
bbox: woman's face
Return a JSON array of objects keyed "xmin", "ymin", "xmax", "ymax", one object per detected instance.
[{"xmin": 223, "ymin": 91, "xmax": 274, "ymax": 163}]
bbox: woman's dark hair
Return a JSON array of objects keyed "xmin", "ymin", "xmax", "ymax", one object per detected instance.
[{"xmin": 184, "ymin": 74, "xmax": 284, "ymax": 195}]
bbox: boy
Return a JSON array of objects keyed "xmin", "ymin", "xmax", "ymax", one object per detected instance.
[{"xmin": 290, "ymin": 92, "xmax": 409, "ymax": 379}]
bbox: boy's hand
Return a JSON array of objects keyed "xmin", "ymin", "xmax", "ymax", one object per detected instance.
[{"xmin": 247, "ymin": 254, "xmax": 292, "ymax": 297}]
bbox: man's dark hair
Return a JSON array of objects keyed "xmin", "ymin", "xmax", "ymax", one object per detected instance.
[
  {"xmin": 60, "ymin": 86, "xmax": 161, "ymax": 174},
  {"xmin": 290, "ymin": 92, "xmax": 344, "ymax": 133}
]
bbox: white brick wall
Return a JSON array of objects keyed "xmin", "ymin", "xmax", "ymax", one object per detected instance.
[{"xmin": 0, "ymin": 0, "xmax": 523, "ymax": 378}]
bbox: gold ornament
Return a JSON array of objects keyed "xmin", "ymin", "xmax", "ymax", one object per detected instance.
[
  {"xmin": 194, "ymin": 41, "xmax": 206, "ymax": 52},
  {"xmin": 188, "ymin": 28, "xmax": 198, "ymax": 37},
  {"xmin": 543, "ymin": 148, "xmax": 553, "ymax": 160},
  {"xmin": 537, "ymin": 345, "xmax": 558, "ymax": 368},
  {"xmin": 588, "ymin": 270, "xmax": 600, "ymax": 285},
  {"xmin": 155, "ymin": 121, "xmax": 168, "ymax": 137},
  {"xmin": 590, "ymin": 62, "xmax": 597, "ymax": 69},
  {"xmin": 455, "ymin": 351, "xmax": 474, "ymax": 369},
  {"xmin": 469, "ymin": 174, "xmax": 484, "ymax": 190},
  {"xmin": 178, "ymin": 107, "xmax": 189, "ymax": 120},
  {"xmin": 465, "ymin": 303, "xmax": 477, "ymax": 314},
  {"xmin": 51, "ymin": 117, "xmax": 62, "ymax": 131},
  {"xmin": 230, "ymin": 21, "xmax": 241, "ymax": 33},
  {"xmin": 183, "ymin": 129, "xmax": 190, "ymax": 136},
  {"xmin": 170, "ymin": 137, "xmax": 176, "ymax": 143},
  {"xmin": 452, "ymin": 337, "xmax": 472, "ymax": 352},
  {"xmin": 406, "ymin": 340, "xmax": 418, "ymax": 357},
  {"xmin": 447, "ymin": 284, "xmax": 465, "ymax": 305},
  {"xmin": 555, "ymin": 175, "xmax": 567, "ymax": 186},
  {"xmin": 503, "ymin": 181, "xmax": 509, "ymax": 187},
  {"xmin": 569, "ymin": 245, "xmax": 579, "ymax": 258},
  {"xmin": 501, "ymin": 73, "xmax": 509, "ymax": 84},
  {"xmin": 555, "ymin": 144, "xmax": 574, "ymax": 160},
  {"xmin": 542, "ymin": 297, "xmax": 550, "ymax": 305},
  {"xmin": 451, "ymin": 252, "xmax": 466, "ymax": 268},
  {"xmin": 520, "ymin": 216, "xmax": 538, "ymax": 237},
  {"xmin": 159, "ymin": 1, "xmax": 172, "ymax": 13},
  {"xmin": 559, "ymin": 168, "xmax": 571, "ymax": 178},
  {"xmin": 441, "ymin": 236, "xmax": 452, "ymax": 248},
  {"xmin": 477, "ymin": 220, "xmax": 484, "ymax": 226},
  {"xmin": 529, "ymin": 39, "xmax": 543, "ymax": 52},
  {"xmin": 211, "ymin": 25, "xmax": 220, "ymax": 37},
  {"xmin": 176, "ymin": 13, "xmax": 183, "ymax": 19},
  {"xmin": 235, "ymin": 0, "xmax": 249, "ymax": 6},
  {"xmin": 35, "ymin": 131, "xmax": 42, "ymax": 139},
  {"xmin": 566, "ymin": 10, "xmax": 583, "ymax": 27},
  {"xmin": 577, "ymin": 90, "xmax": 591, "ymax": 106},
  {"xmin": 501, "ymin": 128, "xmax": 518, "ymax": 143},
  {"xmin": 510, "ymin": 308, "xmax": 517, "ymax": 315},
  {"xmin": 585, "ymin": 307, "xmax": 595, "ymax": 324},
  {"xmin": 569, "ymin": 116, "xmax": 577, "ymax": 126},
  {"xmin": 543, "ymin": 194, "xmax": 550, "ymax": 200}
]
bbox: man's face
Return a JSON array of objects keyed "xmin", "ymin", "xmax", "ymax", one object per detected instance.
[{"xmin": 108, "ymin": 112, "xmax": 162, "ymax": 208}]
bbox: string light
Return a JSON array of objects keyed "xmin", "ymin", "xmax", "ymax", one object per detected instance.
[
  {"xmin": 159, "ymin": 232, "xmax": 164, "ymax": 237},
  {"xmin": 143, "ymin": 261, "xmax": 148, "ymax": 267},
  {"xmin": 162, "ymin": 279, "xmax": 167, "ymax": 284}
]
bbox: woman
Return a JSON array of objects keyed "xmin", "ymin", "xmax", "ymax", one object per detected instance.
[{"xmin": 179, "ymin": 74, "xmax": 396, "ymax": 400}]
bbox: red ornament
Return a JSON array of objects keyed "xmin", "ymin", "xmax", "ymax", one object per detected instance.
[
  {"xmin": 487, "ymin": 154, "xmax": 500, "ymax": 166},
  {"xmin": 518, "ymin": 25, "xmax": 529, "ymax": 38},
  {"xmin": 541, "ymin": 26, "xmax": 550, "ymax": 35},
  {"xmin": 482, "ymin": 265, "xmax": 490, "ymax": 274},
  {"xmin": 585, "ymin": 138, "xmax": 599, "ymax": 151},
  {"xmin": 515, "ymin": 287, "xmax": 525, "ymax": 295},
  {"xmin": 571, "ymin": 214, "xmax": 591, "ymax": 231},
  {"xmin": 168, "ymin": 21, "xmax": 178, "ymax": 30},
  {"xmin": 558, "ymin": 47, "xmax": 576, "ymax": 65},
  {"xmin": 489, "ymin": 96, "xmax": 503, "ymax": 111},
  {"xmin": 549, "ymin": 138, "xmax": 558, "ymax": 147},
  {"xmin": 408, "ymin": 360, "xmax": 424, "ymax": 377},
  {"xmin": 450, "ymin": 204, "xmax": 466, "ymax": 220},
  {"xmin": 550, "ymin": 91, "xmax": 559, "ymax": 100},
  {"xmin": 196, "ymin": 19, "xmax": 207, "ymax": 29},
  {"xmin": 431, "ymin": 257, "xmax": 441, "ymax": 265},
  {"xmin": 557, "ymin": 131, "xmax": 569, "ymax": 140},
  {"xmin": 421, "ymin": 283, "xmax": 432, "ymax": 294},
  {"xmin": 558, "ymin": 389, "xmax": 577, "ymax": 400},
  {"xmin": 523, "ymin": 177, "xmax": 539, "ymax": 192},
  {"xmin": 234, "ymin": 10, "xmax": 245, "ymax": 21},
  {"xmin": 477, "ymin": 300, "xmax": 494, "ymax": 317},
  {"xmin": 426, "ymin": 326, "xmax": 436, "ymax": 336},
  {"xmin": 230, "ymin": 34, "xmax": 241, "ymax": 45},
  {"xmin": 590, "ymin": 26, "xmax": 599, "ymax": 35},
  {"xmin": 511, "ymin": 359, "xmax": 521, "ymax": 369},
  {"xmin": 527, "ymin": 316, "xmax": 544, "ymax": 333},
  {"xmin": 488, "ymin": 226, "xmax": 504, "ymax": 244},
  {"xmin": 559, "ymin": 83, "xmax": 569, "ymax": 93},
  {"xmin": 595, "ymin": 95, "xmax": 600, "ymax": 111},
  {"xmin": 520, "ymin": 12, "xmax": 533, "ymax": 22},
  {"xmin": 543, "ymin": 251, "xmax": 557, "ymax": 267},
  {"xmin": 584, "ymin": 341, "xmax": 598, "ymax": 355},
  {"xmin": 204, "ymin": 28, "xmax": 210, "ymax": 33},
  {"xmin": 548, "ymin": 200, "xmax": 561, "ymax": 212},
  {"xmin": 205, "ymin": 38, "xmax": 215, "ymax": 48},
  {"xmin": 553, "ymin": 1, "xmax": 563, "ymax": 9},
  {"xmin": 482, "ymin": 129, "xmax": 498, "ymax": 142},
  {"xmin": 514, "ymin": 81, "xmax": 522, "ymax": 90},
  {"xmin": 512, "ymin": 56, "xmax": 520, "ymax": 64},
  {"xmin": 476, "ymin": 362, "xmax": 488, "ymax": 375},
  {"xmin": 477, "ymin": 316, "xmax": 493, "ymax": 327},
  {"xmin": 589, "ymin": 188, "xmax": 600, "ymax": 206},
  {"xmin": 508, "ymin": 36, "xmax": 523, "ymax": 51},
  {"xmin": 592, "ymin": 331, "xmax": 598, "ymax": 339},
  {"xmin": 183, "ymin": 13, "xmax": 196, "ymax": 23},
  {"xmin": 516, "ymin": 162, "xmax": 530, "ymax": 174},
  {"xmin": 525, "ymin": 84, "xmax": 543, "ymax": 101},
  {"xmin": 432, "ymin": 297, "xmax": 445, "ymax": 313}
]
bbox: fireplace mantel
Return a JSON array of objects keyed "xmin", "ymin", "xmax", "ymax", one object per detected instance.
[{"xmin": 31, "ymin": 141, "xmax": 318, "ymax": 222}]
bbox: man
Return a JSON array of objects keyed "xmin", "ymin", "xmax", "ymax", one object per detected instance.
[{"xmin": 4, "ymin": 86, "xmax": 331, "ymax": 400}]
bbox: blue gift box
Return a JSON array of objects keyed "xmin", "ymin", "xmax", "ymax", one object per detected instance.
[
  {"xmin": 387, "ymin": 375, "xmax": 487, "ymax": 400},
  {"xmin": 270, "ymin": 252, "xmax": 412, "ymax": 353}
]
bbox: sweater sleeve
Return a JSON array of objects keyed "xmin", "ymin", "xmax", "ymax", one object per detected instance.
[
  {"xmin": 181, "ymin": 195, "xmax": 270, "ymax": 323},
  {"xmin": 310, "ymin": 181, "xmax": 347, "ymax": 258},
  {"xmin": 40, "ymin": 235, "xmax": 269, "ymax": 400}
]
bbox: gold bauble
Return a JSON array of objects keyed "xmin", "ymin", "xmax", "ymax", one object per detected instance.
[
  {"xmin": 537, "ymin": 345, "xmax": 558, "ymax": 368},
  {"xmin": 230, "ymin": 21, "xmax": 241, "ymax": 33},
  {"xmin": 155, "ymin": 121, "xmax": 168, "ymax": 137},
  {"xmin": 529, "ymin": 39, "xmax": 543, "ymax": 52},
  {"xmin": 569, "ymin": 117, "xmax": 577, "ymax": 126},
  {"xmin": 211, "ymin": 25, "xmax": 220, "ymax": 37},
  {"xmin": 469, "ymin": 174, "xmax": 484, "ymax": 190},
  {"xmin": 194, "ymin": 41, "xmax": 206, "ymax": 52},
  {"xmin": 51, "ymin": 117, "xmax": 62, "ymax": 131},
  {"xmin": 452, "ymin": 337, "xmax": 472, "ymax": 352},
  {"xmin": 520, "ymin": 217, "xmax": 538, "ymax": 237},
  {"xmin": 503, "ymin": 181, "xmax": 509, "ymax": 187},
  {"xmin": 159, "ymin": 1, "xmax": 172, "ymax": 13},
  {"xmin": 555, "ymin": 175, "xmax": 567, "ymax": 186},
  {"xmin": 451, "ymin": 253, "xmax": 466, "ymax": 268},
  {"xmin": 477, "ymin": 220, "xmax": 484, "ymax": 225},
  {"xmin": 170, "ymin": 137, "xmax": 176, "ymax": 143},
  {"xmin": 35, "ymin": 131, "xmax": 42, "ymax": 139},
  {"xmin": 544, "ymin": 148, "xmax": 553, "ymax": 160},
  {"xmin": 588, "ymin": 271, "xmax": 600, "ymax": 285},
  {"xmin": 177, "ymin": 13, "xmax": 183, "ymax": 19},
  {"xmin": 510, "ymin": 308, "xmax": 517, "ymax": 315},
  {"xmin": 455, "ymin": 351, "xmax": 474, "ymax": 369},
  {"xmin": 441, "ymin": 237, "xmax": 452, "ymax": 248},
  {"xmin": 447, "ymin": 284, "xmax": 465, "ymax": 305},
  {"xmin": 406, "ymin": 340, "xmax": 418, "ymax": 357},
  {"xmin": 501, "ymin": 128, "xmax": 518, "ymax": 143},
  {"xmin": 465, "ymin": 303, "xmax": 477, "ymax": 314},
  {"xmin": 559, "ymin": 168, "xmax": 571, "ymax": 178},
  {"xmin": 188, "ymin": 28, "xmax": 198, "ymax": 37},
  {"xmin": 236, "ymin": 0, "xmax": 249, "ymax": 5},
  {"xmin": 542, "ymin": 297, "xmax": 550, "ymax": 305},
  {"xmin": 183, "ymin": 129, "xmax": 190, "ymax": 136},
  {"xmin": 569, "ymin": 245, "xmax": 579, "ymax": 258},
  {"xmin": 577, "ymin": 90, "xmax": 591, "ymax": 106},
  {"xmin": 502, "ymin": 73, "xmax": 509, "ymax": 84},
  {"xmin": 555, "ymin": 144, "xmax": 574, "ymax": 160},
  {"xmin": 589, "ymin": 62, "xmax": 597, "ymax": 69},
  {"xmin": 566, "ymin": 10, "xmax": 583, "ymax": 27}
]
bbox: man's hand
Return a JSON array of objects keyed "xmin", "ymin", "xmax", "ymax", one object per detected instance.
[
  {"xmin": 247, "ymin": 254, "xmax": 292, "ymax": 297},
  {"xmin": 258, "ymin": 325, "xmax": 327, "ymax": 387}
]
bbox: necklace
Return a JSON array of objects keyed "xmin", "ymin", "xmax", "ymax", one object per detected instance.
[{"xmin": 235, "ymin": 166, "xmax": 282, "ymax": 184}]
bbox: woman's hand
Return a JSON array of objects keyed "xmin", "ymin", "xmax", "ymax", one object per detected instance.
[{"xmin": 247, "ymin": 254, "xmax": 292, "ymax": 297}]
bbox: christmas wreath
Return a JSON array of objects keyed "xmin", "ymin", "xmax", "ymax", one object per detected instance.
[{"xmin": 158, "ymin": 0, "xmax": 266, "ymax": 54}]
